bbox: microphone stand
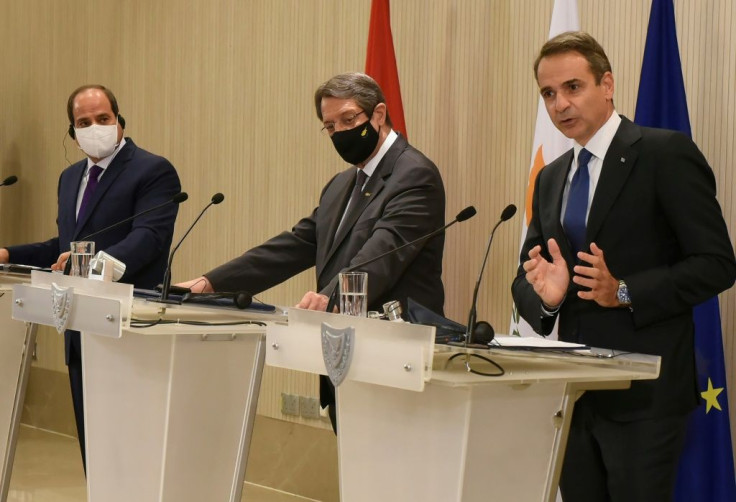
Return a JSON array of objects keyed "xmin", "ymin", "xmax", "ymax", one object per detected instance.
[
  {"xmin": 447, "ymin": 204, "xmax": 517, "ymax": 376},
  {"xmin": 63, "ymin": 192, "xmax": 188, "ymax": 275},
  {"xmin": 324, "ymin": 206, "xmax": 477, "ymax": 313},
  {"xmin": 159, "ymin": 193, "xmax": 224, "ymax": 302}
]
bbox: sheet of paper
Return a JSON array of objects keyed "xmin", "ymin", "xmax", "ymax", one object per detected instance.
[{"xmin": 491, "ymin": 335, "xmax": 587, "ymax": 350}]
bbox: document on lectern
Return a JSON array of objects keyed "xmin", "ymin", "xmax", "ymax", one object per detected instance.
[{"xmin": 491, "ymin": 335, "xmax": 587, "ymax": 350}]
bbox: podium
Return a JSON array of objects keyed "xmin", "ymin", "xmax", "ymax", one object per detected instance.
[
  {"xmin": 0, "ymin": 272, "xmax": 36, "ymax": 502},
  {"xmin": 12, "ymin": 271, "xmax": 274, "ymax": 502},
  {"xmin": 267, "ymin": 308, "xmax": 660, "ymax": 502}
]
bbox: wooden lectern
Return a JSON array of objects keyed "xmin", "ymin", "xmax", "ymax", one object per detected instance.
[
  {"xmin": 12, "ymin": 271, "xmax": 274, "ymax": 502},
  {"xmin": 267, "ymin": 308, "xmax": 660, "ymax": 502}
]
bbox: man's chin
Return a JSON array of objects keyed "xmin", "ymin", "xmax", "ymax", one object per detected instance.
[{"xmin": 555, "ymin": 120, "xmax": 578, "ymax": 139}]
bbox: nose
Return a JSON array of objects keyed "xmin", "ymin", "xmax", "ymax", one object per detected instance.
[{"xmin": 554, "ymin": 94, "xmax": 570, "ymax": 112}]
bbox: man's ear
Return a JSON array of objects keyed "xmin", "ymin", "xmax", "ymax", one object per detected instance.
[
  {"xmin": 373, "ymin": 102, "xmax": 387, "ymax": 127},
  {"xmin": 601, "ymin": 72, "xmax": 614, "ymax": 100}
]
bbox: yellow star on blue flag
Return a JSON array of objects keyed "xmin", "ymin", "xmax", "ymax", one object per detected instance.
[{"xmin": 701, "ymin": 377, "xmax": 723, "ymax": 414}]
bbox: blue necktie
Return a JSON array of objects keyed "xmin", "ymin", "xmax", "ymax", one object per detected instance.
[{"xmin": 563, "ymin": 148, "xmax": 593, "ymax": 255}]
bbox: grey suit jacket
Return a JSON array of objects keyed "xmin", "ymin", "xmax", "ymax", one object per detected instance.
[
  {"xmin": 512, "ymin": 116, "xmax": 736, "ymax": 420},
  {"xmin": 206, "ymin": 134, "xmax": 447, "ymax": 314}
]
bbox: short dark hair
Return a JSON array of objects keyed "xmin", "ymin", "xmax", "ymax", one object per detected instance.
[
  {"xmin": 314, "ymin": 72, "xmax": 392, "ymax": 127},
  {"xmin": 67, "ymin": 84, "xmax": 119, "ymax": 124},
  {"xmin": 534, "ymin": 31, "xmax": 612, "ymax": 84}
]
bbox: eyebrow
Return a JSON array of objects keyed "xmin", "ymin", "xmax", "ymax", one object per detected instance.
[
  {"xmin": 561, "ymin": 78, "xmax": 583, "ymax": 88},
  {"xmin": 539, "ymin": 78, "xmax": 583, "ymax": 93}
]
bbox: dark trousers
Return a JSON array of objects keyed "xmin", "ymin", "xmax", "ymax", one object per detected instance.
[
  {"xmin": 560, "ymin": 397, "xmax": 689, "ymax": 502},
  {"xmin": 319, "ymin": 375, "xmax": 337, "ymax": 434},
  {"xmin": 67, "ymin": 332, "xmax": 86, "ymax": 473}
]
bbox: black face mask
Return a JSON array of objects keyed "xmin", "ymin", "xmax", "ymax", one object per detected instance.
[{"xmin": 330, "ymin": 121, "xmax": 379, "ymax": 165}]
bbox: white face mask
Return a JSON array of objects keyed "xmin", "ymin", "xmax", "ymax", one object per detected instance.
[{"xmin": 74, "ymin": 123, "xmax": 119, "ymax": 159}]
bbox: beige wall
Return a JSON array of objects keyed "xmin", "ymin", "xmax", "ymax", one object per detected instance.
[{"xmin": 2, "ymin": 0, "xmax": 735, "ymax": 471}]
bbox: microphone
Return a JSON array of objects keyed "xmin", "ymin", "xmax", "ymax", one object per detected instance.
[
  {"xmin": 185, "ymin": 291, "xmax": 253, "ymax": 309},
  {"xmin": 160, "ymin": 193, "xmax": 225, "ymax": 302},
  {"xmin": 80, "ymin": 192, "xmax": 189, "ymax": 241},
  {"xmin": 465, "ymin": 203, "xmax": 517, "ymax": 346},
  {"xmin": 324, "ymin": 205, "xmax": 477, "ymax": 313},
  {"xmin": 64, "ymin": 192, "xmax": 188, "ymax": 275},
  {"xmin": 0, "ymin": 175, "xmax": 18, "ymax": 187}
]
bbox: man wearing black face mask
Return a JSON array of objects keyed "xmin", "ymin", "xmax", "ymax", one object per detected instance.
[{"xmin": 179, "ymin": 72, "xmax": 446, "ymax": 430}]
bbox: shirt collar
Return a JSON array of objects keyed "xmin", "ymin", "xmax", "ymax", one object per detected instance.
[
  {"xmin": 360, "ymin": 129, "xmax": 398, "ymax": 178},
  {"xmin": 86, "ymin": 137, "xmax": 127, "ymax": 172},
  {"xmin": 572, "ymin": 112, "xmax": 621, "ymax": 162}
]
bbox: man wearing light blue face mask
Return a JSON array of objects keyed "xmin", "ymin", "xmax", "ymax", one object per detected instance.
[{"xmin": 0, "ymin": 84, "xmax": 181, "ymax": 470}]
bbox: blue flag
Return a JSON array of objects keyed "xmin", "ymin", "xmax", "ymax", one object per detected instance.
[{"xmin": 635, "ymin": 1, "xmax": 736, "ymax": 500}]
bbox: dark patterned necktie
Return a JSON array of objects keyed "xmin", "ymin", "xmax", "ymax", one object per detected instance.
[
  {"xmin": 348, "ymin": 169, "xmax": 368, "ymax": 210},
  {"xmin": 563, "ymin": 148, "xmax": 593, "ymax": 255},
  {"xmin": 77, "ymin": 165, "xmax": 103, "ymax": 222},
  {"xmin": 337, "ymin": 169, "xmax": 369, "ymax": 234}
]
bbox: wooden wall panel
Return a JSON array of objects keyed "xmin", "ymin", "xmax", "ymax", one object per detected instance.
[{"xmin": 1, "ymin": 0, "xmax": 735, "ymax": 441}]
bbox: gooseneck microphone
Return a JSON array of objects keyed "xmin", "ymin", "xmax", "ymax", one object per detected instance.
[
  {"xmin": 465, "ymin": 204, "xmax": 517, "ymax": 346},
  {"xmin": 63, "ymin": 192, "xmax": 188, "ymax": 275},
  {"xmin": 81, "ymin": 192, "xmax": 189, "ymax": 241},
  {"xmin": 0, "ymin": 175, "xmax": 18, "ymax": 187},
  {"xmin": 448, "ymin": 203, "xmax": 516, "ymax": 377},
  {"xmin": 160, "ymin": 193, "xmax": 225, "ymax": 301},
  {"xmin": 324, "ymin": 205, "xmax": 477, "ymax": 313}
]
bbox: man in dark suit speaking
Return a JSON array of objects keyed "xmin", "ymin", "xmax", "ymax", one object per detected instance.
[
  {"xmin": 0, "ymin": 85, "xmax": 181, "ymax": 468},
  {"xmin": 512, "ymin": 32, "xmax": 736, "ymax": 501},
  {"xmin": 179, "ymin": 72, "xmax": 446, "ymax": 430}
]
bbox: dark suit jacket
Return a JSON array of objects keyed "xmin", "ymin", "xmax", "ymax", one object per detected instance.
[
  {"xmin": 7, "ymin": 138, "xmax": 181, "ymax": 360},
  {"xmin": 512, "ymin": 117, "xmax": 736, "ymax": 421},
  {"xmin": 206, "ymin": 134, "xmax": 446, "ymax": 315}
]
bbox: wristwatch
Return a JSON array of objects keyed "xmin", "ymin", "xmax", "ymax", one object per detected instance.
[{"xmin": 617, "ymin": 280, "xmax": 632, "ymax": 307}]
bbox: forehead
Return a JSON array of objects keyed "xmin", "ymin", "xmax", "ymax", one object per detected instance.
[
  {"xmin": 72, "ymin": 89, "xmax": 114, "ymax": 118},
  {"xmin": 320, "ymin": 97, "xmax": 361, "ymax": 120},
  {"xmin": 537, "ymin": 51, "xmax": 594, "ymax": 87}
]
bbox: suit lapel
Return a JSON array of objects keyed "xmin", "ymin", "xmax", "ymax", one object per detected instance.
[
  {"xmin": 62, "ymin": 162, "xmax": 86, "ymax": 239},
  {"xmin": 543, "ymin": 150, "xmax": 577, "ymax": 266},
  {"xmin": 586, "ymin": 118, "xmax": 640, "ymax": 244},
  {"xmin": 73, "ymin": 141, "xmax": 135, "ymax": 238},
  {"xmin": 317, "ymin": 170, "xmax": 355, "ymax": 266}
]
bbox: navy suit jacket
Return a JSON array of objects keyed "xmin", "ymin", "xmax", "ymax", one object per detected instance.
[
  {"xmin": 7, "ymin": 138, "xmax": 181, "ymax": 361},
  {"xmin": 512, "ymin": 117, "xmax": 736, "ymax": 421},
  {"xmin": 205, "ymin": 134, "xmax": 446, "ymax": 315},
  {"xmin": 8, "ymin": 138, "xmax": 180, "ymax": 287}
]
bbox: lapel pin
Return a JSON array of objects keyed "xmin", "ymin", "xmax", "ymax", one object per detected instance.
[
  {"xmin": 620, "ymin": 157, "xmax": 626, "ymax": 163},
  {"xmin": 364, "ymin": 192, "xmax": 371, "ymax": 197}
]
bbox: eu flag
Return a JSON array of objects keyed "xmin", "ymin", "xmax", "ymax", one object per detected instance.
[{"xmin": 634, "ymin": 1, "xmax": 736, "ymax": 500}]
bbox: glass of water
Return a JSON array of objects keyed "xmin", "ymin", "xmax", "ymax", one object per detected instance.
[
  {"xmin": 69, "ymin": 241, "xmax": 95, "ymax": 278},
  {"xmin": 338, "ymin": 271, "xmax": 368, "ymax": 317}
]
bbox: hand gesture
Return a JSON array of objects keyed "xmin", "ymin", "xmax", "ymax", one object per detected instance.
[
  {"xmin": 572, "ymin": 242, "xmax": 620, "ymax": 307},
  {"xmin": 523, "ymin": 238, "xmax": 570, "ymax": 308}
]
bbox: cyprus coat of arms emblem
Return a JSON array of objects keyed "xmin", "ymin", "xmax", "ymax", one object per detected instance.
[
  {"xmin": 321, "ymin": 323, "xmax": 355, "ymax": 387},
  {"xmin": 51, "ymin": 282, "xmax": 74, "ymax": 334}
]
